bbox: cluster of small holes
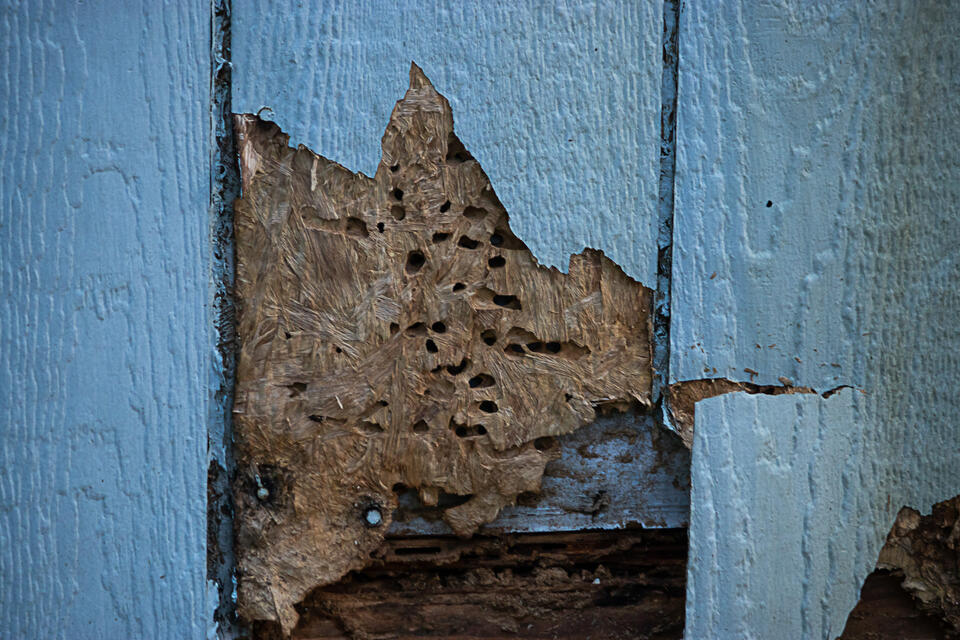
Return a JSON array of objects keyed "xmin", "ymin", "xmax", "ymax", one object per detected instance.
[{"xmin": 451, "ymin": 417, "xmax": 486, "ymax": 438}]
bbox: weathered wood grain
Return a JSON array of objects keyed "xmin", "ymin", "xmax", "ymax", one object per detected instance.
[
  {"xmin": 233, "ymin": 66, "xmax": 655, "ymax": 633},
  {"xmin": 0, "ymin": 1, "xmax": 210, "ymax": 638}
]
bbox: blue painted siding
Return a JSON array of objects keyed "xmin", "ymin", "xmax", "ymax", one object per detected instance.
[
  {"xmin": 0, "ymin": 1, "xmax": 210, "ymax": 637},
  {"xmin": 676, "ymin": 2, "xmax": 960, "ymax": 636}
]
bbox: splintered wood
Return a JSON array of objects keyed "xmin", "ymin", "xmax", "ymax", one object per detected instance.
[{"xmin": 233, "ymin": 64, "xmax": 653, "ymax": 632}]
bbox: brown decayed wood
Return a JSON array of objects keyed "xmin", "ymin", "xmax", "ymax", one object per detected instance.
[
  {"xmin": 875, "ymin": 496, "xmax": 960, "ymax": 634},
  {"xmin": 232, "ymin": 64, "xmax": 653, "ymax": 632},
  {"xmin": 259, "ymin": 530, "xmax": 687, "ymax": 640}
]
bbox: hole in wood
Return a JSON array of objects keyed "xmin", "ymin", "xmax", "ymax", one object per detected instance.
[
  {"xmin": 391, "ymin": 205, "xmax": 406, "ymax": 221},
  {"xmin": 468, "ymin": 373, "xmax": 495, "ymax": 388},
  {"xmin": 430, "ymin": 321, "xmax": 447, "ymax": 333},
  {"xmin": 445, "ymin": 358, "xmax": 469, "ymax": 376},
  {"xmin": 478, "ymin": 400, "xmax": 498, "ymax": 413},
  {"xmin": 425, "ymin": 339, "xmax": 438, "ymax": 353},
  {"xmin": 463, "ymin": 205, "xmax": 486, "ymax": 220},
  {"xmin": 287, "ymin": 382, "xmax": 307, "ymax": 397},
  {"xmin": 412, "ymin": 420, "xmax": 429, "ymax": 433},
  {"xmin": 439, "ymin": 200, "xmax": 451, "ymax": 212},
  {"xmin": 432, "ymin": 232, "xmax": 450, "ymax": 243},
  {"xmin": 457, "ymin": 235, "xmax": 479, "ymax": 249},
  {"xmin": 345, "ymin": 217, "xmax": 368, "ymax": 237},
  {"xmin": 488, "ymin": 255, "xmax": 506, "ymax": 268},
  {"xmin": 405, "ymin": 250, "xmax": 426, "ymax": 275}
]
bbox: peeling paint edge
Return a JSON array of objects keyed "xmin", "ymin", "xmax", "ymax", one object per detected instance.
[{"xmin": 208, "ymin": 0, "xmax": 243, "ymax": 637}]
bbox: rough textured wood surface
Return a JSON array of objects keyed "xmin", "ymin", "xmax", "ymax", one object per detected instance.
[
  {"xmin": 838, "ymin": 571, "xmax": 950, "ymax": 640},
  {"xmin": 0, "ymin": 1, "xmax": 210, "ymax": 638},
  {"xmin": 389, "ymin": 411, "xmax": 690, "ymax": 536},
  {"xmin": 875, "ymin": 496, "xmax": 960, "ymax": 634},
  {"xmin": 273, "ymin": 530, "xmax": 687, "ymax": 640},
  {"xmin": 233, "ymin": 65, "xmax": 653, "ymax": 632}
]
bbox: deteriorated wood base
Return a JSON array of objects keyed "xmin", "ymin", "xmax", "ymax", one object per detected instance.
[
  {"xmin": 232, "ymin": 64, "xmax": 653, "ymax": 631},
  {"xmin": 839, "ymin": 571, "xmax": 950, "ymax": 640},
  {"xmin": 250, "ymin": 529, "xmax": 687, "ymax": 640}
]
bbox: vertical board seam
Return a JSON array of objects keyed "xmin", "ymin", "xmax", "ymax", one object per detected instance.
[
  {"xmin": 209, "ymin": 0, "xmax": 242, "ymax": 636},
  {"xmin": 654, "ymin": 0, "xmax": 681, "ymax": 405}
]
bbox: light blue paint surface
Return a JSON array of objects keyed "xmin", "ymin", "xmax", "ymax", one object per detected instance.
[
  {"xmin": 677, "ymin": 2, "xmax": 960, "ymax": 636},
  {"xmin": 231, "ymin": 0, "xmax": 662, "ymax": 286},
  {"xmin": 0, "ymin": 1, "xmax": 210, "ymax": 637},
  {"xmin": 687, "ymin": 391, "xmax": 868, "ymax": 639}
]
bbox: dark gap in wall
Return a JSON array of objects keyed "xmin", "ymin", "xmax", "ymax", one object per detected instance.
[
  {"xmin": 209, "ymin": 0, "xmax": 244, "ymax": 637},
  {"xmin": 267, "ymin": 529, "xmax": 688, "ymax": 639}
]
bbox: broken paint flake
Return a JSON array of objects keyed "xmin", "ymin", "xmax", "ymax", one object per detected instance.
[
  {"xmin": 232, "ymin": 64, "xmax": 653, "ymax": 632},
  {"xmin": 665, "ymin": 378, "xmax": 816, "ymax": 448}
]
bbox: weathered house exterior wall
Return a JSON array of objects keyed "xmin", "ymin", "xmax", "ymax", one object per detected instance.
[{"xmin": 1, "ymin": 1, "xmax": 957, "ymax": 638}]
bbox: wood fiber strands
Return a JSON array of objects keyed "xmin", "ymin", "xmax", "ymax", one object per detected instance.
[{"xmin": 232, "ymin": 64, "xmax": 653, "ymax": 632}]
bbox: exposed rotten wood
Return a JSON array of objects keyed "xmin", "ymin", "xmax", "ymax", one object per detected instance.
[
  {"xmin": 840, "ymin": 494, "xmax": 960, "ymax": 639},
  {"xmin": 838, "ymin": 570, "xmax": 949, "ymax": 640},
  {"xmin": 232, "ymin": 64, "xmax": 654, "ymax": 632},
  {"xmin": 250, "ymin": 529, "xmax": 687, "ymax": 640}
]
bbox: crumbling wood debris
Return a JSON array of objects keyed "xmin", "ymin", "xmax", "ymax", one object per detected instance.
[
  {"xmin": 840, "ymin": 494, "xmax": 960, "ymax": 639},
  {"xmin": 876, "ymin": 495, "xmax": 960, "ymax": 634},
  {"xmin": 253, "ymin": 529, "xmax": 688, "ymax": 640},
  {"xmin": 232, "ymin": 64, "xmax": 654, "ymax": 632}
]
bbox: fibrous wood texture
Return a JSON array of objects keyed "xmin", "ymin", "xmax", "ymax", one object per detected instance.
[
  {"xmin": 233, "ymin": 64, "xmax": 653, "ymax": 631},
  {"xmin": 876, "ymin": 496, "xmax": 960, "ymax": 634}
]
